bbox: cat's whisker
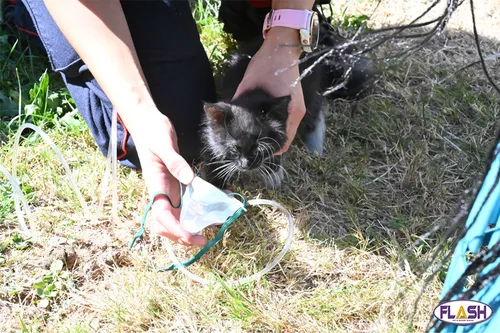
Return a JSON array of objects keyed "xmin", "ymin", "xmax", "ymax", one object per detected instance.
[
  {"xmin": 229, "ymin": 165, "xmax": 239, "ymax": 184},
  {"xmin": 266, "ymin": 144, "xmax": 276, "ymax": 160},
  {"xmin": 214, "ymin": 169, "xmax": 228, "ymax": 180},
  {"xmin": 212, "ymin": 146, "xmax": 230, "ymax": 160},
  {"xmin": 259, "ymin": 136, "xmax": 282, "ymax": 152},
  {"xmin": 266, "ymin": 162, "xmax": 284, "ymax": 190},
  {"xmin": 250, "ymin": 154, "xmax": 260, "ymax": 168},
  {"xmin": 257, "ymin": 165, "xmax": 267, "ymax": 185},
  {"xmin": 259, "ymin": 143, "xmax": 271, "ymax": 160},
  {"xmin": 214, "ymin": 162, "xmax": 234, "ymax": 179},
  {"xmin": 259, "ymin": 136, "xmax": 280, "ymax": 147},
  {"xmin": 200, "ymin": 145, "xmax": 210, "ymax": 156},
  {"xmin": 276, "ymin": 163, "xmax": 288, "ymax": 177},
  {"xmin": 264, "ymin": 164, "xmax": 278, "ymax": 190},
  {"xmin": 222, "ymin": 164, "xmax": 238, "ymax": 185},
  {"xmin": 206, "ymin": 159, "xmax": 233, "ymax": 167},
  {"xmin": 219, "ymin": 167, "xmax": 230, "ymax": 184},
  {"xmin": 270, "ymin": 161, "xmax": 289, "ymax": 179},
  {"xmin": 213, "ymin": 163, "xmax": 232, "ymax": 174},
  {"xmin": 259, "ymin": 148, "xmax": 269, "ymax": 164},
  {"xmin": 217, "ymin": 165, "xmax": 234, "ymax": 179},
  {"xmin": 259, "ymin": 164, "xmax": 274, "ymax": 189},
  {"xmin": 258, "ymin": 141, "xmax": 274, "ymax": 160},
  {"xmin": 224, "ymin": 163, "xmax": 238, "ymax": 181}
]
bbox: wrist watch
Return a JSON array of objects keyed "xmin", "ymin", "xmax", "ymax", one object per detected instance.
[{"xmin": 262, "ymin": 9, "xmax": 320, "ymax": 53}]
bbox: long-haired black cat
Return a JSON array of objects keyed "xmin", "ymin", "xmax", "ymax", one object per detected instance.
[{"xmin": 201, "ymin": 20, "xmax": 373, "ymax": 189}]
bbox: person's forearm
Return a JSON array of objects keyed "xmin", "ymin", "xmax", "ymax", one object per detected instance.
[
  {"xmin": 43, "ymin": 0, "xmax": 155, "ymax": 133},
  {"xmin": 272, "ymin": 0, "xmax": 315, "ymax": 10}
]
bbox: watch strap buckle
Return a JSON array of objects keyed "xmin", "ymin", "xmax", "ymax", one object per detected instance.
[{"xmin": 263, "ymin": 10, "xmax": 274, "ymax": 38}]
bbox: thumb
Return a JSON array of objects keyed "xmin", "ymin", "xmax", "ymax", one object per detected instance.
[{"xmin": 160, "ymin": 148, "xmax": 195, "ymax": 185}]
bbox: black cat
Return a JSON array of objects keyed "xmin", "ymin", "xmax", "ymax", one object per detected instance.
[{"xmin": 201, "ymin": 26, "xmax": 373, "ymax": 189}]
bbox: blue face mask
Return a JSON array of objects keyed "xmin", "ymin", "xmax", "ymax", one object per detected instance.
[{"xmin": 180, "ymin": 177, "xmax": 246, "ymax": 234}]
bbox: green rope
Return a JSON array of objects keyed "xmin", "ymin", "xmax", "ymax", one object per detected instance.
[{"xmin": 128, "ymin": 182, "xmax": 247, "ymax": 272}]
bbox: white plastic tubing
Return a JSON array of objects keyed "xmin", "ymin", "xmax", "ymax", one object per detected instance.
[
  {"xmin": 1, "ymin": 108, "xmax": 294, "ymax": 285},
  {"xmin": 164, "ymin": 198, "xmax": 294, "ymax": 286},
  {"xmin": 2, "ymin": 109, "xmax": 119, "ymax": 237}
]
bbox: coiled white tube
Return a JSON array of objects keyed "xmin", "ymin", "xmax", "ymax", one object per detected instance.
[
  {"xmin": 3, "ymin": 111, "xmax": 117, "ymax": 237},
  {"xmin": 0, "ymin": 164, "xmax": 34, "ymax": 235},
  {"xmin": 11, "ymin": 123, "xmax": 92, "ymax": 219},
  {"xmin": 110, "ymin": 108, "xmax": 119, "ymax": 223},
  {"xmin": 163, "ymin": 198, "xmax": 294, "ymax": 286}
]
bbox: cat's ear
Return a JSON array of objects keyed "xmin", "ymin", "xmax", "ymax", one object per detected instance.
[
  {"xmin": 273, "ymin": 95, "xmax": 292, "ymax": 110},
  {"xmin": 204, "ymin": 103, "xmax": 228, "ymax": 125},
  {"xmin": 264, "ymin": 95, "xmax": 291, "ymax": 120}
]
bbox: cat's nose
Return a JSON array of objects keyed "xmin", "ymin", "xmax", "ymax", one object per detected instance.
[{"xmin": 239, "ymin": 158, "xmax": 250, "ymax": 169}]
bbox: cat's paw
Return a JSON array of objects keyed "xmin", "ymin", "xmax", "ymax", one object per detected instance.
[
  {"xmin": 261, "ymin": 168, "xmax": 284, "ymax": 190},
  {"xmin": 305, "ymin": 110, "xmax": 326, "ymax": 156}
]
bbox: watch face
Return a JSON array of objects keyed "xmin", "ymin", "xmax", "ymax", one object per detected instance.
[{"xmin": 310, "ymin": 12, "xmax": 320, "ymax": 50}]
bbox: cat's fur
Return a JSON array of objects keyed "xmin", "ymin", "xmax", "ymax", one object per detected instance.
[{"xmin": 201, "ymin": 25, "xmax": 373, "ymax": 189}]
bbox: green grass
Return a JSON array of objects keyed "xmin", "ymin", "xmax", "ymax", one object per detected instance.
[
  {"xmin": 1, "ymin": 0, "xmax": 500, "ymax": 332},
  {"xmin": 191, "ymin": 0, "xmax": 237, "ymax": 72}
]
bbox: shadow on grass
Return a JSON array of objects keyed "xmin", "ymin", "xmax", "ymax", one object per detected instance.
[{"xmin": 278, "ymin": 28, "xmax": 500, "ymax": 254}]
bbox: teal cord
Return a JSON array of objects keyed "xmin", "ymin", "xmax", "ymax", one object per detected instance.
[
  {"xmin": 128, "ymin": 182, "xmax": 247, "ymax": 272},
  {"xmin": 129, "ymin": 181, "xmax": 183, "ymax": 249}
]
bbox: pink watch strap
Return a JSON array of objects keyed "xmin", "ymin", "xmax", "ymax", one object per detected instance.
[{"xmin": 262, "ymin": 9, "xmax": 311, "ymax": 38}]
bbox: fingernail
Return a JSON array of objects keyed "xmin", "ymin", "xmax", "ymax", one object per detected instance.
[{"xmin": 178, "ymin": 168, "xmax": 194, "ymax": 184}]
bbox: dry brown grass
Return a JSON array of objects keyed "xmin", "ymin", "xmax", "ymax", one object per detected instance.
[{"xmin": 1, "ymin": 0, "xmax": 500, "ymax": 332}]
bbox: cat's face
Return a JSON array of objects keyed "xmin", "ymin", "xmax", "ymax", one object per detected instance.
[{"xmin": 201, "ymin": 91, "xmax": 290, "ymax": 176}]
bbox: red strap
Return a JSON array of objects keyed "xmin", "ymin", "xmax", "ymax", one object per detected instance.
[
  {"xmin": 248, "ymin": 0, "xmax": 272, "ymax": 9},
  {"xmin": 16, "ymin": 25, "xmax": 39, "ymax": 37},
  {"xmin": 116, "ymin": 114, "xmax": 129, "ymax": 160}
]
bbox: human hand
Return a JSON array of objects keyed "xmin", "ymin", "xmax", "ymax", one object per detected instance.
[
  {"xmin": 233, "ymin": 27, "xmax": 305, "ymax": 155},
  {"xmin": 126, "ymin": 106, "xmax": 207, "ymax": 247}
]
